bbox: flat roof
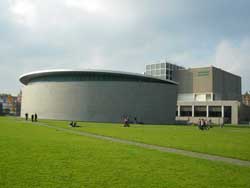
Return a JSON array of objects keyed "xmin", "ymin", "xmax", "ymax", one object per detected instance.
[
  {"xmin": 179, "ymin": 66, "xmax": 241, "ymax": 78},
  {"xmin": 19, "ymin": 69, "xmax": 178, "ymax": 85}
]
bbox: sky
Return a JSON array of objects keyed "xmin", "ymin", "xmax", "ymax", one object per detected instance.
[{"xmin": 0, "ymin": 0, "xmax": 250, "ymax": 95}]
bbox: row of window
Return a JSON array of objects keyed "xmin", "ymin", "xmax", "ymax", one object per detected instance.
[
  {"xmin": 146, "ymin": 70, "xmax": 174, "ymax": 80},
  {"xmin": 29, "ymin": 74, "xmax": 169, "ymax": 84},
  {"xmin": 146, "ymin": 69, "xmax": 173, "ymax": 75},
  {"xmin": 178, "ymin": 111, "xmax": 223, "ymax": 118},
  {"xmin": 176, "ymin": 106, "xmax": 232, "ymax": 118},
  {"xmin": 146, "ymin": 63, "xmax": 183, "ymax": 70}
]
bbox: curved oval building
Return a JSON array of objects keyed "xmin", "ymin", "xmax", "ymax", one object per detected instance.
[{"xmin": 20, "ymin": 69, "xmax": 177, "ymax": 124}]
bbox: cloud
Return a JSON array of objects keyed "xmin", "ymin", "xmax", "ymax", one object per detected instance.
[
  {"xmin": 9, "ymin": 0, "xmax": 37, "ymax": 27},
  {"xmin": 171, "ymin": 38, "xmax": 250, "ymax": 91},
  {"xmin": 213, "ymin": 39, "xmax": 250, "ymax": 91},
  {"xmin": 0, "ymin": 0, "xmax": 250, "ymax": 94},
  {"xmin": 214, "ymin": 39, "xmax": 250, "ymax": 73}
]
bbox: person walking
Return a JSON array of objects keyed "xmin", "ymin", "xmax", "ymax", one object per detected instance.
[
  {"xmin": 198, "ymin": 119, "xmax": 201, "ymax": 129},
  {"xmin": 31, "ymin": 114, "xmax": 34, "ymax": 122},
  {"xmin": 134, "ymin": 117, "xmax": 137, "ymax": 124},
  {"xmin": 34, "ymin": 113, "xmax": 38, "ymax": 122},
  {"xmin": 201, "ymin": 119, "xmax": 204, "ymax": 130},
  {"xmin": 208, "ymin": 119, "xmax": 212, "ymax": 128},
  {"xmin": 25, "ymin": 113, "xmax": 28, "ymax": 121},
  {"xmin": 220, "ymin": 120, "xmax": 224, "ymax": 128}
]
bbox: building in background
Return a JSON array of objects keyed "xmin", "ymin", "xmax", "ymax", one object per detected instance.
[
  {"xmin": 16, "ymin": 91, "xmax": 22, "ymax": 116},
  {"xmin": 18, "ymin": 63, "xmax": 250, "ymax": 125},
  {"xmin": 0, "ymin": 94, "xmax": 10, "ymax": 114},
  {"xmin": 0, "ymin": 93, "xmax": 21, "ymax": 116},
  {"xmin": 20, "ymin": 70, "xmax": 178, "ymax": 124},
  {"xmin": 242, "ymin": 92, "xmax": 250, "ymax": 106},
  {"xmin": 145, "ymin": 61, "xmax": 184, "ymax": 81},
  {"xmin": 146, "ymin": 62, "xmax": 249, "ymax": 125}
]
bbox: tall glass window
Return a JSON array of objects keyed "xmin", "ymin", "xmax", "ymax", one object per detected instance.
[
  {"xmin": 151, "ymin": 64, "xmax": 156, "ymax": 69},
  {"xmin": 156, "ymin": 63, "xmax": 161, "ymax": 69}
]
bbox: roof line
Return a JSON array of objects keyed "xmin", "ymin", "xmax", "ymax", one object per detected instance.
[{"xmin": 19, "ymin": 69, "xmax": 178, "ymax": 85}]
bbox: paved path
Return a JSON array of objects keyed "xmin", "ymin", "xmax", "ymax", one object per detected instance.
[{"xmin": 31, "ymin": 121, "xmax": 250, "ymax": 167}]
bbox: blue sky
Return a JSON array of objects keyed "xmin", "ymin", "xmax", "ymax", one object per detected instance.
[{"xmin": 0, "ymin": 0, "xmax": 250, "ymax": 94}]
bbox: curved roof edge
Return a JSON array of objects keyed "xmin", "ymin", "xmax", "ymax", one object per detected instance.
[{"xmin": 19, "ymin": 69, "xmax": 178, "ymax": 85}]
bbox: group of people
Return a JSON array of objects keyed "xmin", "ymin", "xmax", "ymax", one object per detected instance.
[
  {"xmin": 198, "ymin": 119, "xmax": 212, "ymax": 130},
  {"xmin": 25, "ymin": 113, "xmax": 38, "ymax": 122},
  {"xmin": 123, "ymin": 116, "xmax": 143, "ymax": 127},
  {"xmin": 69, "ymin": 121, "xmax": 78, "ymax": 127}
]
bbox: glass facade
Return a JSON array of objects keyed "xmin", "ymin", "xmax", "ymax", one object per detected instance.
[
  {"xmin": 28, "ymin": 73, "xmax": 171, "ymax": 85},
  {"xmin": 145, "ymin": 62, "xmax": 184, "ymax": 81}
]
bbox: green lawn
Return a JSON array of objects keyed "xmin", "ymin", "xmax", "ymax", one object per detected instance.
[
  {"xmin": 40, "ymin": 119, "xmax": 250, "ymax": 161},
  {"xmin": 1, "ymin": 117, "xmax": 250, "ymax": 188}
]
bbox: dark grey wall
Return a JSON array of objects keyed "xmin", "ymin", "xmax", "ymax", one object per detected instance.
[
  {"xmin": 239, "ymin": 103, "xmax": 250, "ymax": 122},
  {"xmin": 212, "ymin": 67, "xmax": 242, "ymax": 101},
  {"xmin": 0, "ymin": 103, "xmax": 2, "ymax": 115},
  {"xmin": 21, "ymin": 81, "xmax": 177, "ymax": 124},
  {"xmin": 176, "ymin": 69, "xmax": 194, "ymax": 93}
]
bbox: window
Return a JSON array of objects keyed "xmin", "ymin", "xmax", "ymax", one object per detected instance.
[
  {"xmin": 156, "ymin": 70, "xmax": 161, "ymax": 75},
  {"xmin": 209, "ymin": 106, "xmax": 222, "ymax": 117},
  {"xmin": 180, "ymin": 106, "xmax": 192, "ymax": 117},
  {"xmin": 166, "ymin": 69, "xmax": 169, "ymax": 76},
  {"xmin": 161, "ymin": 63, "xmax": 166, "ymax": 68},
  {"xmin": 146, "ymin": 65, "xmax": 151, "ymax": 70},
  {"xmin": 156, "ymin": 64, "xmax": 161, "ymax": 69},
  {"xmin": 169, "ymin": 70, "xmax": 173, "ymax": 76},
  {"xmin": 206, "ymin": 94, "xmax": 212, "ymax": 101},
  {"xmin": 194, "ymin": 106, "xmax": 207, "ymax": 117},
  {"xmin": 151, "ymin": 64, "xmax": 156, "ymax": 70},
  {"xmin": 195, "ymin": 94, "xmax": 206, "ymax": 101},
  {"xmin": 145, "ymin": 71, "xmax": 151, "ymax": 76},
  {"xmin": 151, "ymin": 70, "xmax": 156, "ymax": 75}
]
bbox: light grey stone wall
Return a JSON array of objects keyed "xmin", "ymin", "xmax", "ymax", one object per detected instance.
[
  {"xmin": 176, "ymin": 100, "xmax": 240, "ymax": 124},
  {"xmin": 21, "ymin": 81, "xmax": 177, "ymax": 124}
]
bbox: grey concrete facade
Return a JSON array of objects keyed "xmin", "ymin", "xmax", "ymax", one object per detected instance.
[
  {"xmin": 212, "ymin": 67, "xmax": 242, "ymax": 101},
  {"xmin": 176, "ymin": 66, "xmax": 242, "ymax": 101},
  {"xmin": 20, "ymin": 70, "xmax": 178, "ymax": 124}
]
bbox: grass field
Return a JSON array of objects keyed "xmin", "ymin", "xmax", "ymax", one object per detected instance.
[
  {"xmin": 41, "ymin": 119, "xmax": 250, "ymax": 161},
  {"xmin": 1, "ymin": 117, "xmax": 250, "ymax": 188}
]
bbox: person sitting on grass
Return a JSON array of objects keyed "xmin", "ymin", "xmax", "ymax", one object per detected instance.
[
  {"xmin": 73, "ymin": 122, "xmax": 77, "ymax": 127},
  {"xmin": 69, "ymin": 121, "xmax": 77, "ymax": 127}
]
